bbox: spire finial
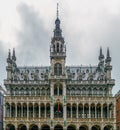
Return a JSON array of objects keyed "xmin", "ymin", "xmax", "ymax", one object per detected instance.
[
  {"xmin": 107, "ymin": 47, "xmax": 110, "ymax": 58},
  {"xmin": 99, "ymin": 47, "xmax": 104, "ymax": 60},
  {"xmin": 12, "ymin": 48, "xmax": 16, "ymax": 61},
  {"xmin": 8, "ymin": 49, "xmax": 11, "ymax": 59},
  {"xmin": 57, "ymin": 3, "xmax": 59, "ymax": 18},
  {"xmin": 105, "ymin": 47, "xmax": 111, "ymax": 63},
  {"xmin": 7, "ymin": 49, "xmax": 12, "ymax": 63}
]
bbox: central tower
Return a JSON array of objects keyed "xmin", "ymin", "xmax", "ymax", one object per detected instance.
[
  {"xmin": 50, "ymin": 4, "xmax": 66, "ymax": 76},
  {"xmin": 49, "ymin": 4, "xmax": 67, "ymax": 126}
]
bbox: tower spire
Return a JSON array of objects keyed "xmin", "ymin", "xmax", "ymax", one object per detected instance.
[
  {"xmin": 12, "ymin": 48, "xmax": 16, "ymax": 61},
  {"xmin": 57, "ymin": 3, "xmax": 59, "ymax": 18},
  {"xmin": 52, "ymin": 3, "xmax": 64, "ymax": 41},
  {"xmin": 99, "ymin": 47, "xmax": 104, "ymax": 60},
  {"xmin": 7, "ymin": 49, "xmax": 11, "ymax": 63},
  {"xmin": 105, "ymin": 47, "xmax": 111, "ymax": 63}
]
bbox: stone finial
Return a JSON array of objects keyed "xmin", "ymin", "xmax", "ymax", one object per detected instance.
[{"xmin": 99, "ymin": 47, "xmax": 104, "ymax": 61}]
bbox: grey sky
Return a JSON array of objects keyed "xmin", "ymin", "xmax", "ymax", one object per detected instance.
[{"xmin": 0, "ymin": 0, "xmax": 120, "ymax": 95}]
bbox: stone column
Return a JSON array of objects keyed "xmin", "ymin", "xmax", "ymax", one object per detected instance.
[
  {"xmin": 107, "ymin": 104, "xmax": 109, "ymax": 118},
  {"xmin": 71, "ymin": 103, "xmax": 72, "ymax": 118},
  {"xmin": 77, "ymin": 103, "xmax": 78, "ymax": 118},
  {"xmin": 21, "ymin": 103, "xmax": 23, "ymax": 117},
  {"xmin": 16, "ymin": 126, "xmax": 18, "ymax": 130},
  {"xmin": 89, "ymin": 104, "xmax": 91, "ymax": 118},
  {"xmin": 113, "ymin": 123, "xmax": 116, "ymax": 130},
  {"xmin": 27, "ymin": 126, "xmax": 29, "ymax": 130},
  {"xmin": 15, "ymin": 103, "xmax": 17, "ymax": 118},
  {"xmin": 95, "ymin": 104, "xmax": 96, "ymax": 118},
  {"xmin": 45, "ymin": 104, "xmax": 46, "ymax": 118},
  {"xmin": 83, "ymin": 104, "xmax": 84, "ymax": 118},
  {"xmin": 35, "ymin": 88, "xmax": 36, "ymax": 96},
  {"xmin": 10, "ymin": 103, "xmax": 11, "ymax": 117},
  {"xmin": 51, "ymin": 84, "xmax": 54, "ymax": 96},
  {"xmin": 88, "ymin": 127, "xmax": 91, "ymax": 130},
  {"xmin": 101, "ymin": 124, "xmax": 103, "ymax": 130},
  {"xmin": 50, "ymin": 104, "xmax": 54, "ymax": 119},
  {"xmin": 64, "ymin": 104, "xmax": 66, "ymax": 120},
  {"xmin": 101, "ymin": 104, "xmax": 103, "ymax": 118},
  {"xmin": 63, "ymin": 82, "xmax": 66, "ymax": 95},
  {"xmin": 27, "ymin": 103, "xmax": 29, "ymax": 119},
  {"xmin": 33, "ymin": 103, "xmax": 34, "ymax": 118},
  {"xmin": 39, "ymin": 103, "xmax": 41, "ymax": 118}
]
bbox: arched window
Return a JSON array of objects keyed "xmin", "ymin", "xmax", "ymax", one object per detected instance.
[
  {"xmin": 15, "ymin": 88, "xmax": 19, "ymax": 95},
  {"xmin": 54, "ymin": 84, "xmax": 63, "ymax": 96},
  {"xmin": 57, "ymin": 43, "xmax": 59, "ymax": 52},
  {"xmin": 54, "ymin": 63, "xmax": 62, "ymax": 76},
  {"xmin": 60, "ymin": 44, "xmax": 63, "ymax": 52},
  {"xmin": 54, "ymin": 86, "xmax": 57, "ymax": 95},
  {"xmin": 31, "ymin": 88, "xmax": 35, "ymax": 95},
  {"xmin": 53, "ymin": 44, "xmax": 55, "ymax": 52}
]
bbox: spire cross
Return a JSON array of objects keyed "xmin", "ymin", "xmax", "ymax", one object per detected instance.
[{"xmin": 57, "ymin": 3, "xmax": 59, "ymax": 18}]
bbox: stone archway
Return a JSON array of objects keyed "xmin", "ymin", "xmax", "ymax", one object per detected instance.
[
  {"xmin": 104, "ymin": 125, "xmax": 113, "ymax": 130},
  {"xmin": 91, "ymin": 125, "xmax": 100, "ymax": 130},
  {"xmin": 18, "ymin": 124, "xmax": 27, "ymax": 130},
  {"xmin": 67, "ymin": 125, "xmax": 76, "ymax": 130},
  {"xmin": 30, "ymin": 124, "xmax": 39, "ymax": 130},
  {"xmin": 54, "ymin": 125, "xmax": 63, "ymax": 130},
  {"xmin": 6, "ymin": 124, "xmax": 15, "ymax": 130},
  {"xmin": 79, "ymin": 125, "xmax": 88, "ymax": 130},
  {"xmin": 41, "ymin": 125, "xmax": 50, "ymax": 130}
]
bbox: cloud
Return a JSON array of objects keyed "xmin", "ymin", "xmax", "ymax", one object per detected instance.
[
  {"xmin": 16, "ymin": 3, "xmax": 50, "ymax": 66},
  {"xmin": 0, "ymin": 42, "xmax": 7, "ymax": 86},
  {"xmin": 0, "ymin": 1, "xmax": 119, "ymax": 94}
]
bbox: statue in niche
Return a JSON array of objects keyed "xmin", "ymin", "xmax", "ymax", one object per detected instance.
[{"xmin": 23, "ymin": 70, "xmax": 29, "ymax": 81}]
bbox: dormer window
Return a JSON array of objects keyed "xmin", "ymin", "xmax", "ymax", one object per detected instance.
[{"xmin": 54, "ymin": 63, "xmax": 62, "ymax": 76}]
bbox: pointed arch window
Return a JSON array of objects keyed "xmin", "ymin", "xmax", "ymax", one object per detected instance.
[{"xmin": 54, "ymin": 63, "xmax": 62, "ymax": 76}]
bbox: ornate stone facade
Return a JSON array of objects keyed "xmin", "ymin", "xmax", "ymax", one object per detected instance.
[
  {"xmin": 3, "ymin": 7, "xmax": 116, "ymax": 130},
  {"xmin": 115, "ymin": 90, "xmax": 120, "ymax": 130}
]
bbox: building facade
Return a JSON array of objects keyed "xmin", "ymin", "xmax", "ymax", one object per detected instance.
[
  {"xmin": 0, "ymin": 86, "xmax": 4, "ymax": 130},
  {"xmin": 3, "ymin": 9, "xmax": 116, "ymax": 130},
  {"xmin": 115, "ymin": 90, "xmax": 120, "ymax": 130}
]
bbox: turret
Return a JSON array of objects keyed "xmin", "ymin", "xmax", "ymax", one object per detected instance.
[
  {"xmin": 105, "ymin": 47, "xmax": 112, "ymax": 80},
  {"xmin": 11, "ymin": 48, "xmax": 17, "ymax": 73},
  {"xmin": 12, "ymin": 48, "xmax": 16, "ymax": 62},
  {"xmin": 98, "ymin": 47, "xmax": 104, "ymax": 73},
  {"xmin": 6, "ymin": 49, "xmax": 12, "ymax": 80},
  {"xmin": 99, "ymin": 47, "xmax": 104, "ymax": 61}
]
